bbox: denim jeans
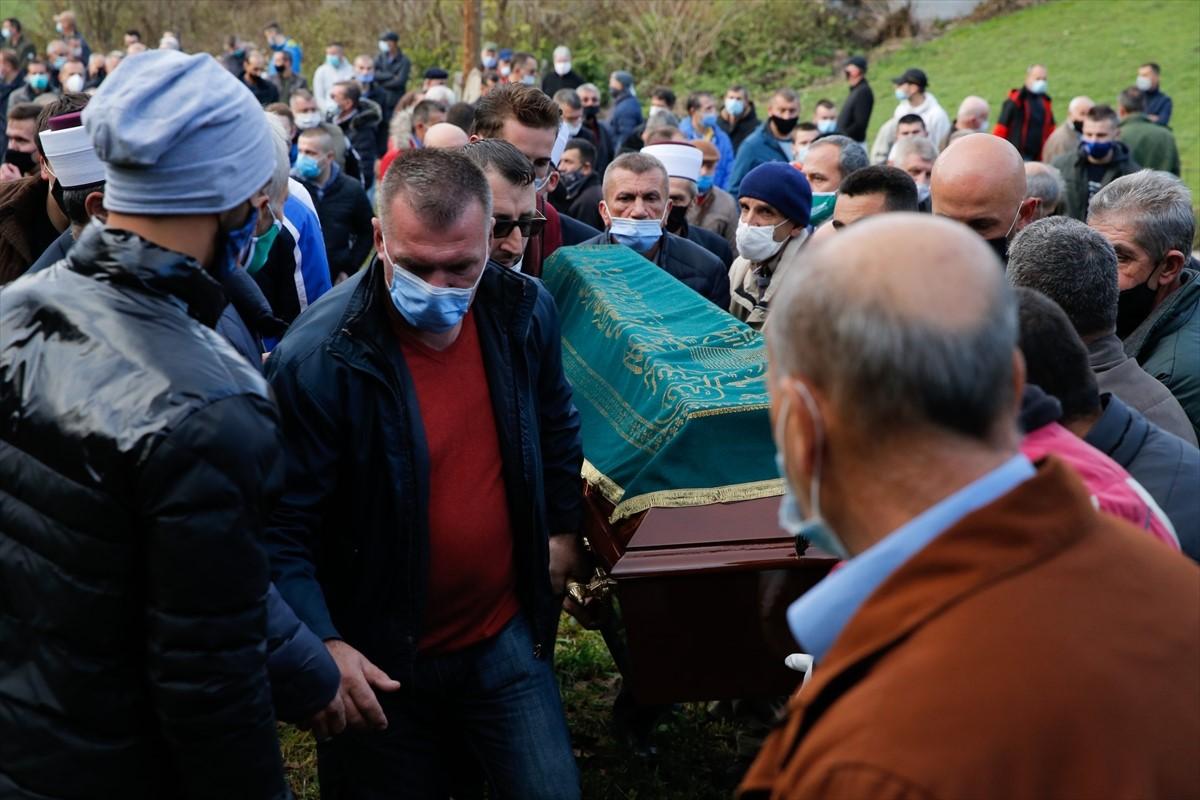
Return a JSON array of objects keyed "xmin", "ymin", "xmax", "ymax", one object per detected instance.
[{"xmin": 316, "ymin": 614, "xmax": 580, "ymax": 800}]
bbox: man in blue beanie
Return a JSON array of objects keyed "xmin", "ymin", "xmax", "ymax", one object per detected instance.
[
  {"xmin": 729, "ymin": 161, "xmax": 812, "ymax": 328},
  {"xmin": 0, "ymin": 49, "xmax": 292, "ymax": 799}
]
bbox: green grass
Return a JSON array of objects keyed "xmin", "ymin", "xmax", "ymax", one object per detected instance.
[
  {"xmin": 280, "ymin": 615, "xmax": 757, "ymax": 799},
  {"xmin": 798, "ymin": 0, "xmax": 1200, "ymax": 197}
]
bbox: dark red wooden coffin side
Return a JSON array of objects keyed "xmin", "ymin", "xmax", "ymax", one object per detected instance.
[{"xmin": 582, "ymin": 485, "xmax": 838, "ymax": 704}]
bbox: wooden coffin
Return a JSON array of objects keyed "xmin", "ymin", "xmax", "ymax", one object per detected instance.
[{"xmin": 583, "ymin": 485, "xmax": 837, "ymax": 705}]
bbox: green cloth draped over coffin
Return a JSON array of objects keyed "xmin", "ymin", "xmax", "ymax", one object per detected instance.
[{"xmin": 543, "ymin": 245, "xmax": 783, "ymax": 522}]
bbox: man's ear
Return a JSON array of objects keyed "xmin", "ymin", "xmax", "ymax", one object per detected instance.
[
  {"xmin": 1157, "ymin": 249, "xmax": 1187, "ymax": 286},
  {"xmin": 37, "ymin": 152, "xmax": 51, "ymax": 182},
  {"xmin": 598, "ymin": 199, "xmax": 612, "ymax": 229},
  {"xmin": 545, "ymin": 169, "xmax": 559, "ymax": 194},
  {"xmin": 84, "ymin": 190, "xmax": 106, "ymax": 222}
]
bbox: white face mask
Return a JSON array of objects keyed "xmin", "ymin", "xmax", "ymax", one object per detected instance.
[
  {"xmin": 736, "ymin": 218, "xmax": 790, "ymax": 262},
  {"xmin": 295, "ymin": 111, "xmax": 322, "ymax": 130},
  {"xmin": 64, "ymin": 73, "xmax": 84, "ymax": 93},
  {"xmin": 554, "ymin": 61, "xmax": 572, "ymax": 77},
  {"xmin": 774, "ymin": 382, "xmax": 847, "ymax": 559},
  {"xmin": 567, "ymin": 120, "xmax": 583, "ymax": 136},
  {"xmin": 1135, "ymin": 75, "xmax": 1153, "ymax": 92}
]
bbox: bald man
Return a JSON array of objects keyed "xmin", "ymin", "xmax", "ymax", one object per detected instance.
[
  {"xmin": 422, "ymin": 121, "xmax": 469, "ymax": 149},
  {"xmin": 738, "ymin": 213, "xmax": 1200, "ymax": 800},
  {"xmin": 1042, "ymin": 95, "xmax": 1094, "ymax": 163},
  {"xmin": 950, "ymin": 95, "xmax": 990, "ymax": 144},
  {"xmin": 930, "ymin": 134, "xmax": 1037, "ymax": 263}
]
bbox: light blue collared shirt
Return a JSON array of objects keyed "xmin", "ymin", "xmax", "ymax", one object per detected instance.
[{"xmin": 788, "ymin": 455, "xmax": 1036, "ymax": 663}]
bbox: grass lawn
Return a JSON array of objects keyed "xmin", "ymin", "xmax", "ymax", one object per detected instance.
[
  {"xmin": 280, "ymin": 615, "xmax": 757, "ymax": 799},
  {"xmin": 799, "ymin": 0, "xmax": 1200, "ymax": 199}
]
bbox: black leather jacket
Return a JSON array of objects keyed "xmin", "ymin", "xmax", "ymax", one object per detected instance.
[{"xmin": 0, "ymin": 224, "xmax": 288, "ymax": 799}]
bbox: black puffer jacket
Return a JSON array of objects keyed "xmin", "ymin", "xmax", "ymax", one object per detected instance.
[{"xmin": 0, "ymin": 225, "xmax": 288, "ymax": 799}]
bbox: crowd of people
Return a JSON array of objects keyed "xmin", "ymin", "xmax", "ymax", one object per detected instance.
[{"xmin": 0, "ymin": 10, "xmax": 1197, "ymax": 800}]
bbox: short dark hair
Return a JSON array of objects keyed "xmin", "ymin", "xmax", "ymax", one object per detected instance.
[
  {"xmin": 461, "ymin": 138, "xmax": 534, "ymax": 187},
  {"xmin": 273, "ymin": 49, "xmax": 293, "ymax": 66},
  {"xmin": 1086, "ymin": 104, "xmax": 1120, "ymax": 126},
  {"xmin": 1141, "ymin": 62, "xmax": 1161, "ymax": 75},
  {"xmin": 796, "ymin": 121, "xmax": 818, "ymax": 134},
  {"xmin": 333, "ymin": 80, "xmax": 360, "ymax": 104},
  {"xmin": 0, "ymin": 49, "xmax": 17, "ymax": 71},
  {"xmin": 897, "ymin": 113, "xmax": 926, "ymax": 129},
  {"xmin": 7, "ymin": 102, "xmax": 41, "ymax": 122},
  {"xmin": 565, "ymin": 137, "xmax": 595, "ymax": 167},
  {"xmin": 838, "ymin": 165, "xmax": 919, "ymax": 212},
  {"xmin": 685, "ymin": 91, "xmax": 714, "ymax": 113},
  {"xmin": 1007, "ymin": 216, "xmax": 1119, "ymax": 339},
  {"xmin": 124, "ymin": 29, "xmax": 141, "ymax": 40},
  {"xmin": 472, "ymin": 83, "xmax": 560, "ymax": 138},
  {"xmin": 1014, "ymin": 287, "xmax": 1100, "ymax": 423},
  {"xmin": 3, "ymin": 18, "xmax": 22, "ymax": 33},
  {"xmin": 651, "ymin": 86, "xmax": 676, "ymax": 109},
  {"xmin": 264, "ymin": 22, "xmax": 281, "ymax": 33},
  {"xmin": 815, "ymin": 98, "xmax": 836, "ymax": 111},
  {"xmin": 512, "ymin": 51, "xmax": 535, "ymax": 69},
  {"xmin": 1118, "ymin": 86, "xmax": 1146, "ymax": 113},
  {"xmin": 379, "ymin": 147, "xmax": 492, "ymax": 228},
  {"xmin": 412, "ymin": 98, "xmax": 446, "ymax": 126},
  {"xmin": 446, "ymin": 101, "xmax": 475, "ymax": 132}
]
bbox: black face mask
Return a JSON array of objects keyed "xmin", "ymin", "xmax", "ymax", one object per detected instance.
[
  {"xmin": 583, "ymin": 105, "xmax": 599, "ymax": 121},
  {"xmin": 770, "ymin": 115, "xmax": 798, "ymax": 136},
  {"xmin": 4, "ymin": 147, "xmax": 35, "ymax": 175},
  {"xmin": 1073, "ymin": 119, "xmax": 1084, "ymax": 133},
  {"xmin": 984, "ymin": 233, "xmax": 1010, "ymax": 265},
  {"xmin": 49, "ymin": 176, "xmax": 66, "ymax": 216},
  {"xmin": 560, "ymin": 169, "xmax": 587, "ymax": 198},
  {"xmin": 1115, "ymin": 264, "xmax": 1164, "ymax": 338},
  {"xmin": 666, "ymin": 203, "xmax": 689, "ymax": 234}
]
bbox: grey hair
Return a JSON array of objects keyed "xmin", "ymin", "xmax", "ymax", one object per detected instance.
[
  {"xmin": 1007, "ymin": 216, "xmax": 1118, "ymax": 338},
  {"xmin": 810, "ymin": 134, "xmax": 869, "ymax": 180},
  {"xmin": 263, "ymin": 113, "xmax": 291, "ymax": 215},
  {"xmin": 891, "ymin": 135, "xmax": 937, "ymax": 164},
  {"xmin": 1024, "ymin": 162, "xmax": 1065, "ymax": 216},
  {"xmin": 769, "ymin": 236, "xmax": 1018, "ymax": 442},
  {"xmin": 553, "ymin": 88, "xmax": 581, "ymax": 110},
  {"xmin": 603, "ymin": 152, "xmax": 669, "ymax": 198},
  {"xmin": 578, "ymin": 82, "xmax": 599, "ymax": 95},
  {"xmin": 1088, "ymin": 170, "xmax": 1195, "ymax": 262},
  {"xmin": 379, "ymin": 147, "xmax": 492, "ymax": 228}
]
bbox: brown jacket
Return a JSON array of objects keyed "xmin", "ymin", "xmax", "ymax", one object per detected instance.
[
  {"xmin": 740, "ymin": 457, "xmax": 1200, "ymax": 800},
  {"xmin": 0, "ymin": 176, "xmax": 59, "ymax": 284}
]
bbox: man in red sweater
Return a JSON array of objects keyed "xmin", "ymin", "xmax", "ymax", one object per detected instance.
[{"xmin": 265, "ymin": 148, "xmax": 586, "ymax": 797}]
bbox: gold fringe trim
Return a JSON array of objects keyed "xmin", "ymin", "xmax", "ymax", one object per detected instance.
[{"xmin": 582, "ymin": 460, "xmax": 784, "ymax": 523}]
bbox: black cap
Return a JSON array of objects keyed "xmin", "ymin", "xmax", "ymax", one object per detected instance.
[
  {"xmin": 424, "ymin": 67, "xmax": 449, "ymax": 80},
  {"xmin": 846, "ymin": 56, "xmax": 867, "ymax": 72},
  {"xmin": 380, "ymin": 31, "xmax": 399, "ymax": 42},
  {"xmin": 892, "ymin": 68, "xmax": 928, "ymax": 89}
]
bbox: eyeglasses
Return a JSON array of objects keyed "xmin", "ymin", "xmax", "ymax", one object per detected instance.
[{"xmin": 492, "ymin": 210, "xmax": 546, "ymax": 239}]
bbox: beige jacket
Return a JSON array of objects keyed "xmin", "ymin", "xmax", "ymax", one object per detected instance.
[{"xmin": 728, "ymin": 231, "xmax": 808, "ymax": 330}]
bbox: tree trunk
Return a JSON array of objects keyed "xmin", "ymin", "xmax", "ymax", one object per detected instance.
[{"xmin": 462, "ymin": 0, "xmax": 481, "ymax": 82}]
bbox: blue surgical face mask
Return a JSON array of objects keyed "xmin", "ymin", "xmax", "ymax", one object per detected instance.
[
  {"xmin": 378, "ymin": 40, "xmax": 390, "ymax": 53},
  {"xmin": 27, "ymin": 73, "xmax": 49, "ymax": 92},
  {"xmin": 1081, "ymin": 139, "xmax": 1113, "ymax": 160},
  {"xmin": 521, "ymin": 74, "xmax": 536, "ymax": 86},
  {"xmin": 816, "ymin": 119, "xmax": 837, "ymax": 134},
  {"xmin": 701, "ymin": 111, "xmax": 718, "ymax": 128},
  {"xmin": 326, "ymin": 54, "xmax": 341, "ymax": 67},
  {"xmin": 381, "ymin": 232, "xmax": 482, "ymax": 332},
  {"xmin": 774, "ymin": 382, "xmax": 847, "ymax": 559},
  {"xmin": 482, "ymin": 56, "xmax": 497, "ymax": 69},
  {"xmin": 608, "ymin": 207, "xmax": 665, "ymax": 254},
  {"xmin": 724, "ymin": 98, "xmax": 745, "ymax": 117},
  {"xmin": 217, "ymin": 206, "xmax": 260, "ymax": 279},
  {"xmin": 293, "ymin": 154, "xmax": 321, "ymax": 180},
  {"xmin": 1029, "ymin": 78, "xmax": 1048, "ymax": 95},
  {"xmin": 894, "ymin": 87, "xmax": 909, "ymax": 101},
  {"xmin": 358, "ymin": 72, "xmax": 374, "ymax": 83},
  {"xmin": 53, "ymin": 56, "xmax": 67, "ymax": 70},
  {"xmin": 697, "ymin": 174, "xmax": 714, "ymax": 194}
]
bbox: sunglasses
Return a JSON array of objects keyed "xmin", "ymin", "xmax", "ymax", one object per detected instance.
[{"xmin": 492, "ymin": 211, "xmax": 546, "ymax": 239}]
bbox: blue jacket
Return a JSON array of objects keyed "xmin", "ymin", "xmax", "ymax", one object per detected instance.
[
  {"xmin": 1085, "ymin": 393, "xmax": 1200, "ymax": 562},
  {"xmin": 1143, "ymin": 88, "xmax": 1172, "ymax": 126},
  {"xmin": 253, "ymin": 196, "xmax": 334, "ymax": 334},
  {"xmin": 269, "ymin": 38, "xmax": 303, "ymax": 77},
  {"xmin": 609, "ymin": 89, "xmax": 643, "ymax": 149},
  {"xmin": 679, "ymin": 117, "xmax": 736, "ymax": 190},
  {"xmin": 728, "ymin": 121, "xmax": 790, "ymax": 197},
  {"xmin": 263, "ymin": 260, "xmax": 583, "ymax": 681}
]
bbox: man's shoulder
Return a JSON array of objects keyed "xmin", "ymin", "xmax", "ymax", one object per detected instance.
[{"xmin": 665, "ymin": 232, "xmax": 724, "ymax": 275}]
